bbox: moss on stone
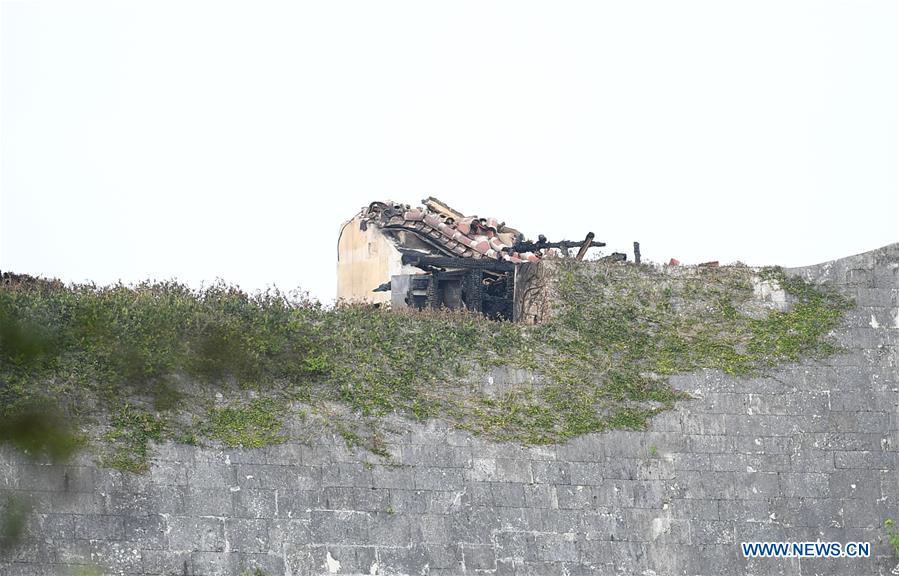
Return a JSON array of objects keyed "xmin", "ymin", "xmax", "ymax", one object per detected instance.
[{"xmin": 205, "ymin": 398, "xmax": 286, "ymax": 449}]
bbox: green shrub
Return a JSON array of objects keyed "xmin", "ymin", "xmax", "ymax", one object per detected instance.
[{"xmin": 206, "ymin": 399, "xmax": 286, "ymax": 448}]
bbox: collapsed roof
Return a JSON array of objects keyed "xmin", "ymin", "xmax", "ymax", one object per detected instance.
[
  {"xmin": 340, "ymin": 197, "xmax": 609, "ymax": 320},
  {"xmin": 360, "ymin": 197, "xmax": 547, "ymax": 263}
]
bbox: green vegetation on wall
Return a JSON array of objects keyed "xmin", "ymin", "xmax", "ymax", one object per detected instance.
[
  {"xmin": 0, "ymin": 262, "xmax": 851, "ymax": 471},
  {"xmin": 205, "ymin": 398, "xmax": 286, "ymax": 449}
]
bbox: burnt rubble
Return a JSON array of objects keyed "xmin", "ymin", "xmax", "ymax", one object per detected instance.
[{"xmin": 357, "ymin": 198, "xmax": 616, "ymax": 320}]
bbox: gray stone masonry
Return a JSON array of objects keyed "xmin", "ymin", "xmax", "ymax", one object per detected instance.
[{"xmin": 1, "ymin": 244, "xmax": 898, "ymax": 575}]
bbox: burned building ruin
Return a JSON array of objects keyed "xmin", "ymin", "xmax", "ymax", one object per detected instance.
[{"xmin": 336, "ymin": 197, "xmax": 615, "ymax": 321}]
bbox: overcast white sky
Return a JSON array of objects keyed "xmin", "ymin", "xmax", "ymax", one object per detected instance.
[{"xmin": 2, "ymin": 1, "xmax": 897, "ymax": 303}]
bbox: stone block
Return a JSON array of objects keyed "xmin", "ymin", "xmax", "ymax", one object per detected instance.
[
  {"xmin": 232, "ymin": 488, "xmax": 277, "ymax": 519},
  {"xmin": 123, "ymin": 514, "xmax": 166, "ymax": 549},
  {"xmin": 89, "ymin": 541, "xmax": 142, "ymax": 574},
  {"xmin": 167, "ymin": 517, "xmax": 226, "ymax": 552},
  {"xmin": 225, "ymin": 518, "xmax": 270, "ymax": 553},
  {"xmin": 74, "ymin": 514, "xmax": 124, "ymax": 540}
]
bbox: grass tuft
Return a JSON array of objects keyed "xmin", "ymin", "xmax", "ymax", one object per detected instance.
[
  {"xmin": 206, "ymin": 398, "xmax": 286, "ymax": 448},
  {"xmin": 102, "ymin": 404, "xmax": 166, "ymax": 473}
]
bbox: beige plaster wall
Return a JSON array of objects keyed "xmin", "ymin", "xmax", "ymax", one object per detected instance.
[{"xmin": 336, "ymin": 217, "xmax": 405, "ymax": 304}]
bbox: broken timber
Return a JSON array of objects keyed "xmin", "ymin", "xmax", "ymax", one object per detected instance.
[{"xmin": 337, "ymin": 197, "xmax": 628, "ymax": 321}]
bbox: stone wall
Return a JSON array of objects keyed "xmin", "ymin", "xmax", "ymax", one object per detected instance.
[{"xmin": 2, "ymin": 244, "xmax": 898, "ymax": 576}]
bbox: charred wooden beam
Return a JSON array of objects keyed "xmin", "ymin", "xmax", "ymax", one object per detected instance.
[
  {"xmin": 599, "ymin": 252, "xmax": 627, "ymax": 263},
  {"xmin": 575, "ymin": 232, "xmax": 595, "ymax": 261},
  {"xmin": 400, "ymin": 252, "xmax": 516, "ymax": 272},
  {"xmin": 512, "ymin": 234, "xmax": 606, "ymax": 254}
]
